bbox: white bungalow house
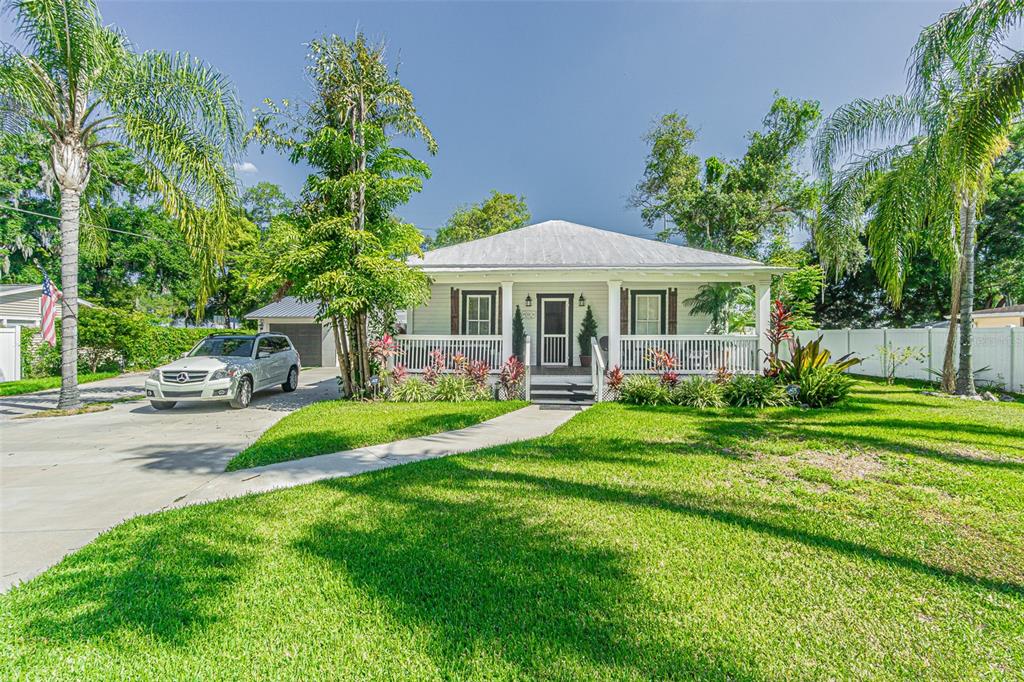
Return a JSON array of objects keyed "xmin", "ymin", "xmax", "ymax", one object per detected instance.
[
  {"xmin": 246, "ymin": 220, "xmax": 787, "ymax": 401},
  {"xmin": 402, "ymin": 220, "xmax": 785, "ymax": 385}
]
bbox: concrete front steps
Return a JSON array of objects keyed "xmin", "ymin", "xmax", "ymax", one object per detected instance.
[{"xmin": 529, "ymin": 375, "xmax": 595, "ymax": 408}]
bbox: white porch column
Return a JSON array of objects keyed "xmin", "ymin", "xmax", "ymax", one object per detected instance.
[
  {"xmin": 755, "ymin": 280, "xmax": 771, "ymax": 362},
  {"xmin": 501, "ymin": 280, "xmax": 514, "ymax": 362},
  {"xmin": 607, "ymin": 280, "xmax": 621, "ymax": 368}
]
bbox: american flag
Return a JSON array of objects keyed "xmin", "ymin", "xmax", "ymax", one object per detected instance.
[{"xmin": 40, "ymin": 274, "xmax": 61, "ymax": 347}]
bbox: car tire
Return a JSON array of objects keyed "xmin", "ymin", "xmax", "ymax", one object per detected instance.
[
  {"xmin": 151, "ymin": 401, "xmax": 176, "ymax": 410},
  {"xmin": 282, "ymin": 366, "xmax": 298, "ymax": 392},
  {"xmin": 230, "ymin": 376, "xmax": 253, "ymax": 409}
]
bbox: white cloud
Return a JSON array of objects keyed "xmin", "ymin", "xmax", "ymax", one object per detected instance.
[{"xmin": 233, "ymin": 161, "xmax": 258, "ymax": 174}]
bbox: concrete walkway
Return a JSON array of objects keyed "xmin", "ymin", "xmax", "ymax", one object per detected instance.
[{"xmin": 174, "ymin": 405, "xmax": 578, "ymax": 506}]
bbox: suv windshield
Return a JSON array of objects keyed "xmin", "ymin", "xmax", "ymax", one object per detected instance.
[{"xmin": 189, "ymin": 336, "xmax": 255, "ymax": 358}]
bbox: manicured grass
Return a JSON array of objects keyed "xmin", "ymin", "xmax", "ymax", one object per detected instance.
[
  {"xmin": 225, "ymin": 400, "xmax": 529, "ymax": 471},
  {"xmin": 2, "ymin": 379, "xmax": 1022, "ymax": 679},
  {"xmin": 0, "ymin": 372, "xmax": 119, "ymax": 396}
]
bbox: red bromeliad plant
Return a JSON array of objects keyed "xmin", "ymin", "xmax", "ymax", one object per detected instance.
[
  {"xmin": 604, "ymin": 364, "xmax": 625, "ymax": 399},
  {"xmin": 647, "ymin": 348, "xmax": 679, "ymax": 386},
  {"xmin": 424, "ymin": 349, "xmax": 446, "ymax": 385},
  {"xmin": 498, "ymin": 355, "xmax": 526, "ymax": 400},
  {"xmin": 369, "ymin": 333, "xmax": 400, "ymax": 373},
  {"xmin": 460, "ymin": 359, "xmax": 490, "ymax": 389},
  {"xmin": 767, "ymin": 300, "xmax": 794, "ymax": 358},
  {"xmin": 390, "ymin": 363, "xmax": 408, "ymax": 385}
]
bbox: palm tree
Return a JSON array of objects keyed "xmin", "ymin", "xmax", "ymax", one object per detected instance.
[
  {"xmin": 1, "ymin": 0, "xmax": 242, "ymax": 408},
  {"xmin": 814, "ymin": 8, "xmax": 1024, "ymax": 395},
  {"xmin": 684, "ymin": 283, "xmax": 749, "ymax": 334}
]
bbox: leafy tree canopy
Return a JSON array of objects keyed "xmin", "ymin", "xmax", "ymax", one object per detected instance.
[
  {"xmin": 429, "ymin": 190, "xmax": 530, "ymax": 248},
  {"xmin": 631, "ymin": 95, "xmax": 821, "ymax": 260}
]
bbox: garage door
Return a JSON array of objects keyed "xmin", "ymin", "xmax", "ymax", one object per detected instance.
[{"xmin": 269, "ymin": 323, "xmax": 323, "ymax": 367}]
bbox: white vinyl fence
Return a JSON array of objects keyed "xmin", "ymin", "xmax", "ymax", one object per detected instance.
[
  {"xmin": 792, "ymin": 327, "xmax": 1023, "ymax": 393},
  {"xmin": 0, "ymin": 326, "xmax": 22, "ymax": 383}
]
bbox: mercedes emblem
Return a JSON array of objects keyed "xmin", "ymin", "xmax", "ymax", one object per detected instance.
[{"xmin": 176, "ymin": 372, "xmax": 189, "ymax": 383}]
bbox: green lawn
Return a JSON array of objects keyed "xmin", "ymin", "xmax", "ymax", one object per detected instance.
[
  {"xmin": 2, "ymin": 380, "xmax": 1023, "ymax": 680},
  {"xmin": 0, "ymin": 372, "xmax": 119, "ymax": 396},
  {"xmin": 226, "ymin": 400, "xmax": 529, "ymax": 471}
]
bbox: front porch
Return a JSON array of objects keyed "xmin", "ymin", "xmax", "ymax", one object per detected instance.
[{"xmin": 395, "ymin": 277, "xmax": 772, "ymax": 377}]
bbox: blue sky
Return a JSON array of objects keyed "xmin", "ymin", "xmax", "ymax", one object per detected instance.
[{"xmin": 6, "ymin": 1, "xmax": 960, "ymax": 237}]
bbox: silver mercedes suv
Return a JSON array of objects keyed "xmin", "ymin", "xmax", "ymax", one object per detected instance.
[{"xmin": 144, "ymin": 333, "xmax": 300, "ymax": 410}]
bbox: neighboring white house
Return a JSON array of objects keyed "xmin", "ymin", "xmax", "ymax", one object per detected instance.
[
  {"xmin": 404, "ymin": 220, "xmax": 785, "ymax": 374},
  {"xmin": 0, "ymin": 284, "xmax": 94, "ymax": 328}
]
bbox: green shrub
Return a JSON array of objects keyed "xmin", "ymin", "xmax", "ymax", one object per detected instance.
[
  {"xmin": 389, "ymin": 378, "xmax": 433, "ymax": 402},
  {"xmin": 671, "ymin": 376, "xmax": 725, "ymax": 408},
  {"xmin": 618, "ymin": 375, "xmax": 671, "ymax": 405},
  {"xmin": 724, "ymin": 375, "xmax": 791, "ymax": 408},
  {"xmin": 20, "ymin": 327, "xmax": 61, "ymax": 378},
  {"xmin": 431, "ymin": 375, "xmax": 477, "ymax": 402},
  {"xmin": 123, "ymin": 326, "xmax": 241, "ymax": 369},
  {"xmin": 798, "ymin": 366, "xmax": 854, "ymax": 407}
]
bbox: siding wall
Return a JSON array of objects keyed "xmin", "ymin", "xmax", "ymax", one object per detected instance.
[
  {"xmin": 0, "ymin": 290, "xmax": 45, "ymax": 324},
  {"xmin": 408, "ymin": 280, "xmax": 716, "ymax": 366}
]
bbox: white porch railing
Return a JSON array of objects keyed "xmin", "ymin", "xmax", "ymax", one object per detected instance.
[
  {"xmin": 591, "ymin": 336, "xmax": 606, "ymax": 402},
  {"xmin": 620, "ymin": 335, "xmax": 759, "ymax": 374},
  {"xmin": 395, "ymin": 334, "xmax": 503, "ymax": 372}
]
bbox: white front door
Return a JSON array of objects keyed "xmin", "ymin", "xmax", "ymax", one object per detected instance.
[{"xmin": 540, "ymin": 298, "xmax": 569, "ymax": 366}]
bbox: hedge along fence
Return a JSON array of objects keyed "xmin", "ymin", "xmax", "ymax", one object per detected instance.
[{"xmin": 20, "ymin": 308, "xmax": 246, "ymax": 378}]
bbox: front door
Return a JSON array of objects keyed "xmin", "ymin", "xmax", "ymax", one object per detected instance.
[{"xmin": 540, "ymin": 297, "xmax": 570, "ymax": 366}]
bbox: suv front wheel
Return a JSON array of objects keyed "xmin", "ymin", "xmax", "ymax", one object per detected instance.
[{"xmin": 230, "ymin": 376, "xmax": 253, "ymax": 409}]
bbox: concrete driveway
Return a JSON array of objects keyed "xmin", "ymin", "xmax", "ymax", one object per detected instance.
[{"xmin": 0, "ymin": 367, "xmax": 338, "ymax": 591}]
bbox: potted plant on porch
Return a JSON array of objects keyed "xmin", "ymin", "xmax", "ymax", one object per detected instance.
[{"xmin": 577, "ymin": 305, "xmax": 598, "ymax": 368}]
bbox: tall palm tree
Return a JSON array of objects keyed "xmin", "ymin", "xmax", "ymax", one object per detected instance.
[
  {"xmin": 1, "ymin": 0, "xmax": 243, "ymax": 409},
  {"xmin": 814, "ymin": 7, "xmax": 1024, "ymax": 395}
]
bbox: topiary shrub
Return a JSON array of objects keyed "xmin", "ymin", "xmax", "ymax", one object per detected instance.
[
  {"xmin": 671, "ymin": 376, "xmax": 725, "ymax": 408},
  {"xmin": 432, "ymin": 374, "xmax": 477, "ymax": 402},
  {"xmin": 723, "ymin": 375, "xmax": 791, "ymax": 408},
  {"xmin": 389, "ymin": 377, "xmax": 433, "ymax": 402},
  {"xmin": 798, "ymin": 366, "xmax": 854, "ymax": 407},
  {"xmin": 618, "ymin": 374, "xmax": 671, "ymax": 405}
]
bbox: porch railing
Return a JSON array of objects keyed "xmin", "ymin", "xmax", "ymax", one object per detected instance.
[
  {"xmin": 395, "ymin": 334, "xmax": 503, "ymax": 372},
  {"xmin": 620, "ymin": 335, "xmax": 759, "ymax": 374},
  {"xmin": 591, "ymin": 336, "xmax": 606, "ymax": 402}
]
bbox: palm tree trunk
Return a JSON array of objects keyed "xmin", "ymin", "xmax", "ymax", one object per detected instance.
[
  {"xmin": 940, "ymin": 203, "xmax": 968, "ymax": 393},
  {"xmin": 57, "ymin": 188, "xmax": 82, "ymax": 410},
  {"xmin": 955, "ymin": 195, "xmax": 977, "ymax": 395}
]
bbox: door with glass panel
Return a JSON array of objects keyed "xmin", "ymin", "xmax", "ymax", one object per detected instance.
[{"xmin": 540, "ymin": 297, "xmax": 569, "ymax": 366}]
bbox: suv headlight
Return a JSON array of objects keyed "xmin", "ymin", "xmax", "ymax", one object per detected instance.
[
  {"xmin": 210, "ymin": 368, "xmax": 229, "ymax": 381},
  {"xmin": 149, "ymin": 369, "xmax": 160, "ymax": 380}
]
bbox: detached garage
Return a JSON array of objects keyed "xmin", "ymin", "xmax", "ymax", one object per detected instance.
[{"xmin": 244, "ymin": 297, "xmax": 334, "ymax": 368}]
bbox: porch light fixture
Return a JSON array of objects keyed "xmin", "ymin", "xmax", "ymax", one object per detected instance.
[
  {"xmin": 525, "ymin": 295, "xmax": 532, "ymax": 307},
  {"xmin": 578, "ymin": 293, "xmax": 586, "ymax": 307}
]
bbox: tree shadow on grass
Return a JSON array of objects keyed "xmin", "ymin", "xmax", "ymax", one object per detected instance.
[
  {"xmin": 294, "ymin": 464, "xmax": 762, "ymax": 680},
  {"xmin": 230, "ymin": 406, "xmax": 519, "ymax": 470},
  {"xmin": 14, "ymin": 500, "xmax": 269, "ymax": 647},
  {"xmin": 681, "ymin": 412, "xmax": 1024, "ymax": 469}
]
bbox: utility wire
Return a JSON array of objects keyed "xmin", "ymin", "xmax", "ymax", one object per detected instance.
[{"xmin": 0, "ymin": 203, "xmax": 170, "ymax": 243}]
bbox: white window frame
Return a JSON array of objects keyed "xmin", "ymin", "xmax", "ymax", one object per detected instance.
[
  {"xmin": 464, "ymin": 294, "xmax": 493, "ymax": 336},
  {"xmin": 634, "ymin": 294, "xmax": 662, "ymax": 335}
]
